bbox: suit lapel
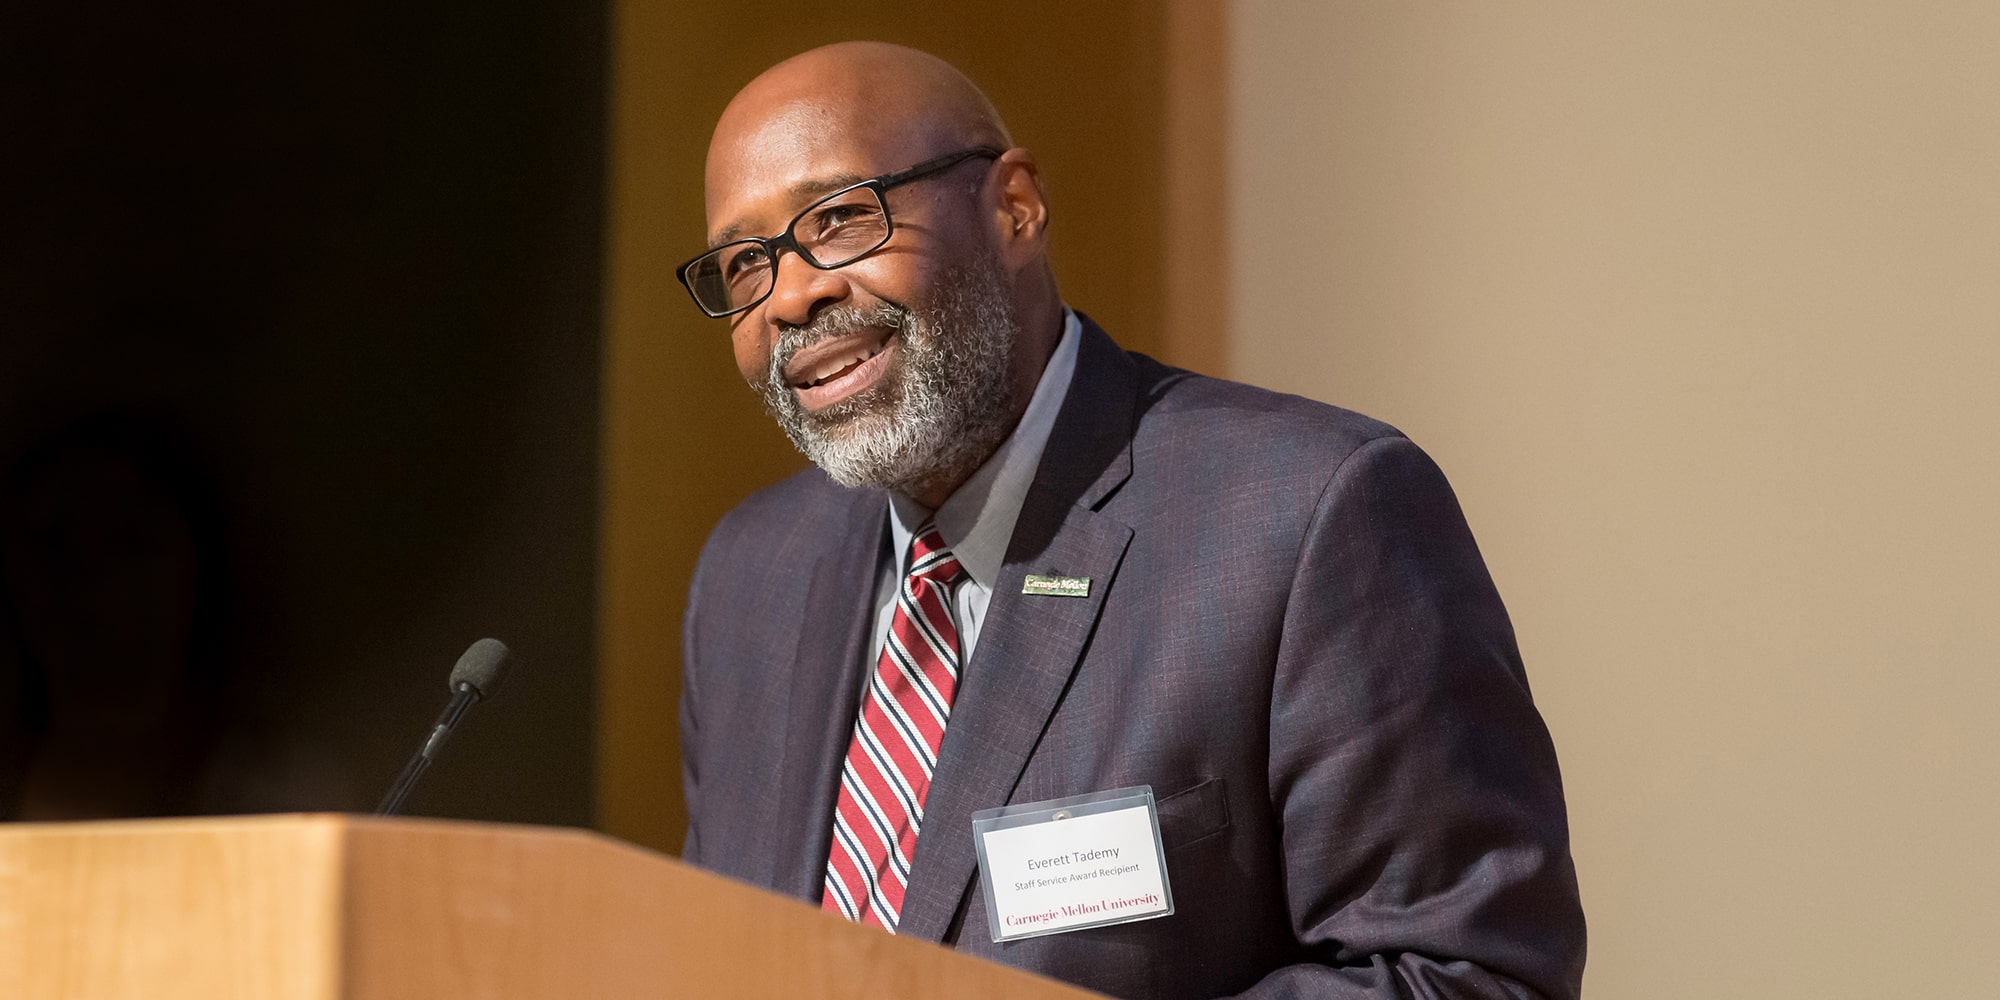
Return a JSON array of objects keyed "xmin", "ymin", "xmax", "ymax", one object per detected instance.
[
  {"xmin": 767, "ymin": 488, "xmax": 888, "ymax": 901},
  {"xmin": 896, "ymin": 318, "xmax": 1141, "ymax": 941}
]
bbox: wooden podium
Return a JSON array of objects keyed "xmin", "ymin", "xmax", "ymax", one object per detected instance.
[{"xmin": 0, "ymin": 814, "xmax": 1098, "ymax": 1000}]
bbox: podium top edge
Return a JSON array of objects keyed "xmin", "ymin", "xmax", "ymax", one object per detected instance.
[{"xmin": 0, "ymin": 814, "xmax": 645, "ymax": 851}]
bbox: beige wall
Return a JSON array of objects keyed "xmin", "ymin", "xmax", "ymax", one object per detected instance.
[{"xmin": 1230, "ymin": 2, "xmax": 1999, "ymax": 997}]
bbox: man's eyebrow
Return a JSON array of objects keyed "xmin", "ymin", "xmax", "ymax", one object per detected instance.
[{"xmin": 708, "ymin": 171, "xmax": 869, "ymax": 249}]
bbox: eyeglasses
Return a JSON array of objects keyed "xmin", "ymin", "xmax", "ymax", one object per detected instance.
[{"xmin": 676, "ymin": 147, "xmax": 1003, "ymax": 318}]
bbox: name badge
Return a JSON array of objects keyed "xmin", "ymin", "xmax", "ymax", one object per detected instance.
[{"xmin": 970, "ymin": 786, "xmax": 1174, "ymax": 942}]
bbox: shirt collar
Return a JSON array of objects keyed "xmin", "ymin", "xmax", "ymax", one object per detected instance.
[{"xmin": 889, "ymin": 308, "xmax": 1082, "ymax": 583}]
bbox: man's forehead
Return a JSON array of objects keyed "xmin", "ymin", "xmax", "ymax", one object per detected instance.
[{"xmin": 703, "ymin": 99, "xmax": 913, "ymax": 243}]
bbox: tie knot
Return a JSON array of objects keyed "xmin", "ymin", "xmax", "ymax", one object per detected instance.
[{"xmin": 907, "ymin": 522, "xmax": 965, "ymax": 587}]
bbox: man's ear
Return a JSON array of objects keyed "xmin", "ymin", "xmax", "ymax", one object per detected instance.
[{"xmin": 988, "ymin": 148, "xmax": 1049, "ymax": 267}]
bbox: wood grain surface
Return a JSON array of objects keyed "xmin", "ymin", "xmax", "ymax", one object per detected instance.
[
  {"xmin": 0, "ymin": 815, "xmax": 1099, "ymax": 999},
  {"xmin": 0, "ymin": 814, "xmax": 343, "ymax": 1000}
]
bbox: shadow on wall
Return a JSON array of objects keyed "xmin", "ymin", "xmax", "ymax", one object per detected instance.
[
  {"xmin": 0, "ymin": 413, "xmax": 236, "ymax": 820},
  {"xmin": 0, "ymin": 0, "xmax": 603, "ymax": 827}
]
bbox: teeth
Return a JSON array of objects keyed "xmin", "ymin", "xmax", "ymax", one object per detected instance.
[{"xmin": 804, "ymin": 343, "xmax": 883, "ymax": 387}]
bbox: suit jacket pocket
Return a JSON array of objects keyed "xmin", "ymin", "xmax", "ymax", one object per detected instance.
[{"xmin": 1154, "ymin": 777, "xmax": 1229, "ymax": 851}]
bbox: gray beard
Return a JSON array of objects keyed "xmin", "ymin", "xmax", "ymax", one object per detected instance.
[{"xmin": 756, "ymin": 257, "xmax": 1021, "ymax": 497}]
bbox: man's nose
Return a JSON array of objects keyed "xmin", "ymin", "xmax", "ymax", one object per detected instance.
[{"xmin": 762, "ymin": 250, "xmax": 851, "ymax": 327}]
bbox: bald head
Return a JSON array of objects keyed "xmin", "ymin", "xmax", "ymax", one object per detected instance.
[
  {"xmin": 706, "ymin": 42, "xmax": 1011, "ymax": 218},
  {"xmin": 696, "ymin": 43, "xmax": 1064, "ymax": 508}
]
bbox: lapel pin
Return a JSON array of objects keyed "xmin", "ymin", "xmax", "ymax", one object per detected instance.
[{"xmin": 1022, "ymin": 574, "xmax": 1091, "ymax": 598}]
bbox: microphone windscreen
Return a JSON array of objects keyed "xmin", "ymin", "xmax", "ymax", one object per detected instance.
[{"xmin": 448, "ymin": 638, "xmax": 511, "ymax": 700}]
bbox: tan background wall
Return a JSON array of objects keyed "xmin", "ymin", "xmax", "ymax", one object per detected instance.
[
  {"xmin": 1230, "ymin": 2, "xmax": 1999, "ymax": 997},
  {"xmin": 600, "ymin": 2, "xmax": 1222, "ymax": 854}
]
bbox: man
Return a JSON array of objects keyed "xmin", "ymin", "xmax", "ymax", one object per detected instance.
[{"xmin": 677, "ymin": 41, "xmax": 1585, "ymax": 999}]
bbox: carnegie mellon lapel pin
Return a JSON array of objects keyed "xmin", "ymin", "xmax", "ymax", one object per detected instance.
[{"xmin": 1022, "ymin": 573, "xmax": 1091, "ymax": 598}]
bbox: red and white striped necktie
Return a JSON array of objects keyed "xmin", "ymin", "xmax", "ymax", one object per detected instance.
[{"xmin": 822, "ymin": 521, "xmax": 966, "ymax": 931}]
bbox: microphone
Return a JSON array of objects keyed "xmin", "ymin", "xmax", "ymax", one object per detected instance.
[{"xmin": 375, "ymin": 638, "xmax": 512, "ymax": 816}]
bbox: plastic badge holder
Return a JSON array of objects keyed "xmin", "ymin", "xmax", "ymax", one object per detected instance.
[{"xmin": 970, "ymin": 785, "xmax": 1175, "ymax": 942}]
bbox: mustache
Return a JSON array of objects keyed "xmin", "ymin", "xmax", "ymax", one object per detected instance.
[{"xmin": 765, "ymin": 302, "xmax": 912, "ymax": 391}]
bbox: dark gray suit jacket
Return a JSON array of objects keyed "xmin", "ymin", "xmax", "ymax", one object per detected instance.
[{"xmin": 681, "ymin": 317, "xmax": 1586, "ymax": 998}]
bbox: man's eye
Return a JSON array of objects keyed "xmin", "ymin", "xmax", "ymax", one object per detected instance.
[
  {"xmin": 807, "ymin": 202, "xmax": 878, "ymax": 238},
  {"xmin": 723, "ymin": 246, "xmax": 769, "ymax": 280}
]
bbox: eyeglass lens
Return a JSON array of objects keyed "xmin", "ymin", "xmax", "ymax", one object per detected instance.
[{"xmin": 686, "ymin": 186, "xmax": 891, "ymax": 315}]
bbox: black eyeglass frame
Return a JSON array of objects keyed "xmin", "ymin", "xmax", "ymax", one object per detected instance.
[{"xmin": 676, "ymin": 146, "xmax": 1005, "ymax": 318}]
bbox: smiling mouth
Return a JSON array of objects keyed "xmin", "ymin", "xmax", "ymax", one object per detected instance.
[{"xmin": 791, "ymin": 331, "xmax": 893, "ymax": 389}]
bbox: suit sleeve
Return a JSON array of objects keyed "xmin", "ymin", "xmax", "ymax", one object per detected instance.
[{"xmin": 1240, "ymin": 436, "xmax": 1586, "ymax": 999}]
